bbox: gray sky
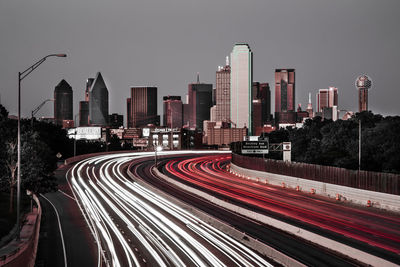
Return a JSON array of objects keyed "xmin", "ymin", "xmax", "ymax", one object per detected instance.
[{"xmin": 1, "ymin": 0, "xmax": 400, "ymax": 123}]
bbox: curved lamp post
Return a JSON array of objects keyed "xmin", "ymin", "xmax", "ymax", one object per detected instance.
[{"xmin": 17, "ymin": 54, "xmax": 66, "ymax": 237}]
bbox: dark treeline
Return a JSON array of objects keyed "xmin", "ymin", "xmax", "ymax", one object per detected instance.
[
  {"xmin": 258, "ymin": 111, "xmax": 400, "ymax": 174},
  {"xmin": 0, "ymin": 104, "xmax": 133, "ymax": 201}
]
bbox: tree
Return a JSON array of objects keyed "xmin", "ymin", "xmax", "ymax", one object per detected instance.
[
  {"xmin": 20, "ymin": 131, "xmax": 57, "ymax": 193},
  {"xmin": 0, "ymin": 105, "xmax": 58, "ymax": 213},
  {"xmin": 5, "ymin": 141, "xmax": 17, "ymax": 212}
]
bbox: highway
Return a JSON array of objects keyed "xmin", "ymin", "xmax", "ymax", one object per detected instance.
[
  {"xmin": 161, "ymin": 154, "xmax": 400, "ymax": 265},
  {"xmin": 131, "ymin": 154, "xmax": 362, "ymax": 266},
  {"xmin": 67, "ymin": 151, "xmax": 274, "ymax": 267}
]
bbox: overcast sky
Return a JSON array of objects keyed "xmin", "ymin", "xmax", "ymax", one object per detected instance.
[{"xmin": 1, "ymin": 0, "xmax": 399, "ymax": 123}]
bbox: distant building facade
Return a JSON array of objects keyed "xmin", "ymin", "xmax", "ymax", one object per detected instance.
[
  {"xmin": 163, "ymin": 95, "xmax": 183, "ymax": 128},
  {"xmin": 275, "ymin": 69, "xmax": 295, "ymax": 124},
  {"xmin": 79, "ymin": 78, "xmax": 93, "ymax": 126},
  {"xmin": 128, "ymin": 86, "xmax": 159, "ymax": 127},
  {"xmin": 126, "ymin": 98, "xmax": 131, "ymax": 128},
  {"xmin": 317, "ymin": 87, "xmax": 338, "ymax": 120},
  {"xmin": 215, "ymin": 58, "xmax": 231, "ymax": 122},
  {"xmin": 230, "ymin": 44, "xmax": 253, "ymax": 133},
  {"xmin": 187, "ymin": 82, "xmax": 213, "ymax": 130},
  {"xmin": 54, "ymin": 79, "xmax": 73, "ymax": 126},
  {"xmin": 275, "ymin": 69, "xmax": 295, "ymax": 113},
  {"xmin": 252, "ymin": 82, "xmax": 271, "ymax": 128},
  {"xmin": 317, "ymin": 87, "xmax": 338, "ymax": 112}
]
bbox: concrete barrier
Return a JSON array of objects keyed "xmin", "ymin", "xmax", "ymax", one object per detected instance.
[
  {"xmin": 230, "ymin": 163, "xmax": 400, "ymax": 212},
  {"xmin": 151, "ymin": 167, "xmax": 397, "ymax": 267},
  {"xmin": 0, "ymin": 194, "xmax": 41, "ymax": 267}
]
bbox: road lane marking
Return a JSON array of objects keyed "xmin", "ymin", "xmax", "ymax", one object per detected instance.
[
  {"xmin": 40, "ymin": 193, "xmax": 68, "ymax": 267},
  {"xmin": 58, "ymin": 189, "xmax": 75, "ymax": 200}
]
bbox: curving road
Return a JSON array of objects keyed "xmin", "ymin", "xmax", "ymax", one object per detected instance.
[{"xmin": 67, "ymin": 151, "xmax": 274, "ymax": 267}]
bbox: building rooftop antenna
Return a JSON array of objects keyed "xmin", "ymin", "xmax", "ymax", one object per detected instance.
[{"xmin": 197, "ymin": 72, "xmax": 200, "ymax": 83}]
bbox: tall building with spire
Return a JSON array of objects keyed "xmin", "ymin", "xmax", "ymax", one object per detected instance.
[
  {"xmin": 306, "ymin": 93, "xmax": 313, "ymax": 118},
  {"xmin": 54, "ymin": 79, "xmax": 73, "ymax": 126},
  {"xmin": 89, "ymin": 72, "xmax": 109, "ymax": 126},
  {"xmin": 230, "ymin": 43, "xmax": 253, "ymax": 134}
]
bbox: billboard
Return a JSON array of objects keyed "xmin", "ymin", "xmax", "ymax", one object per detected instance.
[{"xmin": 68, "ymin": 127, "xmax": 102, "ymax": 140}]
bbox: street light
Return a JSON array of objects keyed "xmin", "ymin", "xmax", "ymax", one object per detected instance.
[
  {"xmin": 73, "ymin": 114, "xmax": 79, "ymax": 157},
  {"xmin": 17, "ymin": 53, "xmax": 66, "ymax": 237},
  {"xmin": 154, "ymin": 145, "xmax": 163, "ymax": 168}
]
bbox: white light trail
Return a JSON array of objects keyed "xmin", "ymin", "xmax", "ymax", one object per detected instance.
[{"xmin": 67, "ymin": 151, "xmax": 273, "ymax": 267}]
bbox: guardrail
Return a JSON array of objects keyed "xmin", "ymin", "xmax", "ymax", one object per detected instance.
[{"xmin": 0, "ymin": 194, "xmax": 41, "ymax": 267}]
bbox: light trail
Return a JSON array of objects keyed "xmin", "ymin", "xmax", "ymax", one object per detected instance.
[
  {"xmin": 164, "ymin": 155, "xmax": 400, "ymax": 256},
  {"xmin": 67, "ymin": 151, "xmax": 273, "ymax": 267}
]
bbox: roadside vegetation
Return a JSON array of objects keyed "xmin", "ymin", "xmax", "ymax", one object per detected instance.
[{"xmin": 260, "ymin": 111, "xmax": 400, "ymax": 174}]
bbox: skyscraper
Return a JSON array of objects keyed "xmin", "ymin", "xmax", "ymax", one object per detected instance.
[
  {"xmin": 230, "ymin": 44, "xmax": 253, "ymax": 133},
  {"xmin": 126, "ymin": 98, "xmax": 131, "ymax": 128},
  {"xmin": 215, "ymin": 57, "xmax": 231, "ymax": 122},
  {"xmin": 129, "ymin": 87, "xmax": 159, "ymax": 127},
  {"xmin": 275, "ymin": 69, "xmax": 295, "ymax": 124},
  {"xmin": 163, "ymin": 95, "xmax": 183, "ymax": 128},
  {"xmin": 355, "ymin": 75, "xmax": 372, "ymax": 112},
  {"xmin": 316, "ymin": 87, "xmax": 338, "ymax": 120},
  {"xmin": 317, "ymin": 87, "xmax": 338, "ymax": 112},
  {"xmin": 252, "ymin": 82, "xmax": 271, "ymax": 124},
  {"xmin": 54, "ymin": 79, "xmax": 73, "ymax": 126},
  {"xmin": 275, "ymin": 69, "xmax": 295, "ymax": 113},
  {"xmin": 187, "ymin": 81, "xmax": 213, "ymax": 131},
  {"xmin": 89, "ymin": 72, "xmax": 109, "ymax": 126},
  {"xmin": 79, "ymin": 78, "xmax": 93, "ymax": 126}
]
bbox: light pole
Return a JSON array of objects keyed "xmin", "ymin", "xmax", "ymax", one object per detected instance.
[
  {"xmin": 17, "ymin": 54, "xmax": 66, "ymax": 237},
  {"xmin": 154, "ymin": 145, "xmax": 163, "ymax": 168},
  {"xmin": 31, "ymin": 98, "xmax": 54, "ymax": 127},
  {"xmin": 74, "ymin": 114, "xmax": 79, "ymax": 157}
]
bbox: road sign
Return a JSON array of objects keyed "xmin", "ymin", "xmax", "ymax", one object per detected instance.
[{"xmin": 241, "ymin": 141, "xmax": 269, "ymax": 154}]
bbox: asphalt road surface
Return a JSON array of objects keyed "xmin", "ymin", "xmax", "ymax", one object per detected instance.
[{"xmin": 35, "ymin": 165, "xmax": 97, "ymax": 267}]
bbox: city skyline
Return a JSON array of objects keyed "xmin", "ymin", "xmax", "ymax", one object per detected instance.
[{"xmin": 1, "ymin": 0, "xmax": 400, "ymax": 120}]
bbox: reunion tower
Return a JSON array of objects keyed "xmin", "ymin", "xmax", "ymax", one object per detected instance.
[{"xmin": 355, "ymin": 75, "xmax": 372, "ymax": 112}]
